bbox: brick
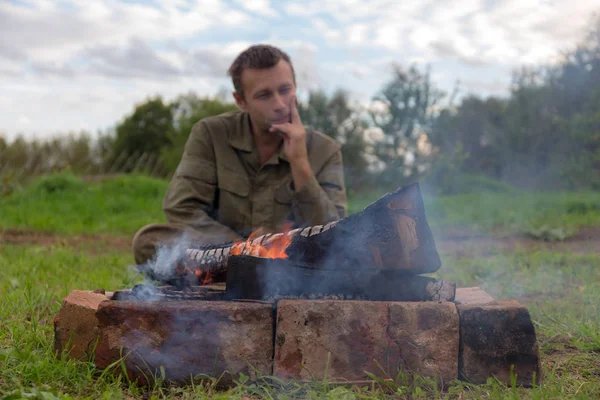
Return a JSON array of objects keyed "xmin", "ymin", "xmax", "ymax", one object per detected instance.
[
  {"xmin": 53, "ymin": 290, "xmax": 109, "ymax": 360},
  {"xmin": 454, "ymin": 287, "xmax": 495, "ymax": 305},
  {"xmin": 456, "ymin": 288, "xmax": 542, "ymax": 386},
  {"xmin": 94, "ymin": 300, "xmax": 273, "ymax": 385},
  {"xmin": 273, "ymin": 300, "xmax": 459, "ymax": 385}
]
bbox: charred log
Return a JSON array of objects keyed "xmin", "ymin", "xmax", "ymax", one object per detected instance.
[
  {"xmin": 141, "ymin": 182, "xmax": 441, "ymax": 286},
  {"xmin": 225, "ymin": 255, "xmax": 455, "ymax": 302},
  {"xmin": 284, "ymin": 183, "xmax": 441, "ymax": 274}
]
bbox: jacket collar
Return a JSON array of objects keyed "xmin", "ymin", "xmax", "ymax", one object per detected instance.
[
  {"xmin": 227, "ymin": 111, "xmax": 312, "ymax": 164},
  {"xmin": 228, "ymin": 111, "xmax": 254, "ymax": 153}
]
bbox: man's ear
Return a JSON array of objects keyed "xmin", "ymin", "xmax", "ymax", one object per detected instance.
[{"xmin": 233, "ymin": 92, "xmax": 247, "ymax": 111}]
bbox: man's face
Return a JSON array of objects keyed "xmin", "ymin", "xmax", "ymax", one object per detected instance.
[{"xmin": 234, "ymin": 59, "xmax": 296, "ymax": 136}]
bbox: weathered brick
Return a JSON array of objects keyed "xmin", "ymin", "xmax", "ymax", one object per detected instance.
[
  {"xmin": 456, "ymin": 288, "xmax": 542, "ymax": 386},
  {"xmin": 53, "ymin": 290, "xmax": 109, "ymax": 360},
  {"xmin": 273, "ymin": 300, "xmax": 459, "ymax": 384},
  {"xmin": 94, "ymin": 300, "xmax": 273, "ymax": 385},
  {"xmin": 454, "ymin": 286, "xmax": 495, "ymax": 305}
]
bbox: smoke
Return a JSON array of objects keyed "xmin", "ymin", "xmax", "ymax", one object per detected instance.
[{"xmin": 140, "ymin": 231, "xmax": 194, "ymax": 283}]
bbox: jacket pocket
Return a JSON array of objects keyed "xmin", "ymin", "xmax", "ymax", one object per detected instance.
[
  {"xmin": 218, "ymin": 168, "xmax": 250, "ymax": 197},
  {"xmin": 216, "ymin": 168, "xmax": 250, "ymax": 232},
  {"xmin": 273, "ymin": 180, "xmax": 295, "ymax": 226},
  {"xmin": 274, "ymin": 180, "xmax": 294, "ymax": 204}
]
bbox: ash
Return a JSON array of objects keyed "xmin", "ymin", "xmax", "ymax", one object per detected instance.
[{"xmin": 263, "ymin": 293, "xmax": 368, "ymax": 301}]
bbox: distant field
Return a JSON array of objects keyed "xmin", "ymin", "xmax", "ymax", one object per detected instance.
[{"xmin": 1, "ymin": 173, "xmax": 600, "ymax": 237}]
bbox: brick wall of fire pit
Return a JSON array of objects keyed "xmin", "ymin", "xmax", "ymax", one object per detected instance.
[{"xmin": 53, "ymin": 286, "xmax": 541, "ymax": 388}]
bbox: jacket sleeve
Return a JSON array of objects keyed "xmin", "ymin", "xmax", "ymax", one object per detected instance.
[
  {"xmin": 291, "ymin": 148, "xmax": 348, "ymax": 227},
  {"xmin": 162, "ymin": 121, "xmax": 244, "ymax": 245}
]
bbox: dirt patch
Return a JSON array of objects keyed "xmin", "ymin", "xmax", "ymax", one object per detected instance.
[
  {"xmin": 0, "ymin": 228, "xmax": 131, "ymax": 254},
  {"xmin": 433, "ymin": 226, "xmax": 600, "ymax": 258},
  {"xmin": 2, "ymin": 226, "xmax": 600, "ymax": 258}
]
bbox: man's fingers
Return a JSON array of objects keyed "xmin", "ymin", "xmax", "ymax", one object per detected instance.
[
  {"xmin": 269, "ymin": 123, "xmax": 291, "ymax": 136},
  {"xmin": 289, "ymin": 95, "xmax": 300, "ymax": 124}
]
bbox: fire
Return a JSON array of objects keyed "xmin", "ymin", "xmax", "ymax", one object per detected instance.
[
  {"xmin": 177, "ymin": 223, "xmax": 294, "ymax": 287},
  {"xmin": 230, "ymin": 222, "xmax": 293, "ymax": 259},
  {"xmin": 176, "ymin": 262, "xmax": 214, "ymax": 285},
  {"xmin": 195, "ymin": 268, "xmax": 213, "ymax": 285}
]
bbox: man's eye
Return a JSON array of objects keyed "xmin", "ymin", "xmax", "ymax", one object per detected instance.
[
  {"xmin": 257, "ymin": 93, "xmax": 269, "ymax": 99},
  {"xmin": 280, "ymin": 87, "xmax": 291, "ymax": 94}
]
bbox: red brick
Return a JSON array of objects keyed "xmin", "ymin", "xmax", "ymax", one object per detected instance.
[
  {"xmin": 273, "ymin": 300, "xmax": 459, "ymax": 384},
  {"xmin": 456, "ymin": 288, "xmax": 542, "ymax": 386},
  {"xmin": 454, "ymin": 287, "xmax": 495, "ymax": 305},
  {"xmin": 53, "ymin": 290, "xmax": 109, "ymax": 360},
  {"xmin": 94, "ymin": 300, "xmax": 273, "ymax": 385}
]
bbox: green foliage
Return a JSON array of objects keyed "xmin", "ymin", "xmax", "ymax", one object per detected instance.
[
  {"xmin": 30, "ymin": 173, "xmax": 86, "ymax": 194},
  {"xmin": 298, "ymin": 89, "xmax": 370, "ymax": 192},
  {"xmin": 1, "ymin": 171, "xmax": 22, "ymax": 197},
  {"xmin": 112, "ymin": 96, "xmax": 174, "ymax": 170},
  {"xmin": 429, "ymin": 16, "xmax": 600, "ymax": 190},
  {"xmin": 161, "ymin": 93, "xmax": 238, "ymax": 172},
  {"xmin": 368, "ymin": 63, "xmax": 446, "ymax": 185}
]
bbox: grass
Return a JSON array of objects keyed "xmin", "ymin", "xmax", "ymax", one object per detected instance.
[
  {"xmin": 1, "ymin": 172, "xmax": 599, "ymax": 237},
  {"xmin": 1, "ymin": 173, "xmax": 599, "ymax": 398},
  {"xmin": 1, "ymin": 245, "xmax": 599, "ymax": 399},
  {"xmin": 0, "ymin": 173, "xmax": 167, "ymax": 235},
  {"xmin": 350, "ymin": 188, "xmax": 600, "ymax": 237}
]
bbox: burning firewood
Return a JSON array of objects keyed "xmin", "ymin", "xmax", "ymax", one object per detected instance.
[{"xmin": 143, "ymin": 182, "xmax": 441, "ymax": 286}]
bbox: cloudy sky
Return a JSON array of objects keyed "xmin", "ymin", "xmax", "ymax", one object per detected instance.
[{"xmin": 1, "ymin": 0, "xmax": 599, "ymax": 139}]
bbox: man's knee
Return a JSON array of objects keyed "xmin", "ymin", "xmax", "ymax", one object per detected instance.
[{"xmin": 131, "ymin": 223, "xmax": 188, "ymax": 265}]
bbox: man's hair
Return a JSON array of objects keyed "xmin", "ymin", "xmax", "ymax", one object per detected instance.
[{"xmin": 227, "ymin": 44, "xmax": 296, "ymax": 99}]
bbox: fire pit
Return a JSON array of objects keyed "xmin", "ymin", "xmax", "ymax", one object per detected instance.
[{"xmin": 53, "ymin": 183, "xmax": 542, "ymax": 388}]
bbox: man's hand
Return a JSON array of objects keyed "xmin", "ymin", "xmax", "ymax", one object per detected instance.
[
  {"xmin": 269, "ymin": 95, "xmax": 309, "ymax": 163},
  {"xmin": 269, "ymin": 95, "xmax": 312, "ymax": 191}
]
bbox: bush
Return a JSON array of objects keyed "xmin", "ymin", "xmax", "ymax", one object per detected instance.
[{"xmin": 30, "ymin": 173, "xmax": 86, "ymax": 194}]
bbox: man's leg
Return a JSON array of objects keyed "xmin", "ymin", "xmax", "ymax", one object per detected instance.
[{"xmin": 131, "ymin": 223, "xmax": 204, "ymax": 265}]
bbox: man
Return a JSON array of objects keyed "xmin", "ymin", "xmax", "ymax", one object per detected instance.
[{"xmin": 132, "ymin": 44, "xmax": 348, "ymax": 265}]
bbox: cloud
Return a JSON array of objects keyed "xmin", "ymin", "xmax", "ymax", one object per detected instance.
[
  {"xmin": 234, "ymin": 0, "xmax": 278, "ymax": 17},
  {"xmin": 0, "ymin": 0, "xmax": 251, "ymax": 66},
  {"xmin": 84, "ymin": 39, "xmax": 182, "ymax": 80},
  {"xmin": 292, "ymin": 0, "xmax": 599, "ymax": 69},
  {"xmin": 2, "ymin": 0, "xmax": 600, "ymax": 138}
]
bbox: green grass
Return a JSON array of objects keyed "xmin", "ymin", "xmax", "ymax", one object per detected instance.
[
  {"xmin": 1, "ymin": 173, "xmax": 600, "ymax": 398},
  {"xmin": 1, "ymin": 245, "xmax": 599, "ymax": 399},
  {"xmin": 436, "ymin": 249, "xmax": 600, "ymax": 353},
  {"xmin": 0, "ymin": 173, "xmax": 167, "ymax": 235},
  {"xmin": 350, "ymin": 189, "xmax": 600, "ymax": 237},
  {"xmin": 1, "ymin": 173, "xmax": 600, "ymax": 238}
]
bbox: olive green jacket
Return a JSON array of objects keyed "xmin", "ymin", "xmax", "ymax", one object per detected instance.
[{"xmin": 162, "ymin": 111, "xmax": 348, "ymax": 245}]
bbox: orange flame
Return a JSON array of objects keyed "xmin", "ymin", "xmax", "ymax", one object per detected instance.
[
  {"xmin": 195, "ymin": 268, "xmax": 213, "ymax": 285},
  {"xmin": 230, "ymin": 222, "xmax": 293, "ymax": 259},
  {"xmin": 175, "ymin": 262, "xmax": 215, "ymax": 285}
]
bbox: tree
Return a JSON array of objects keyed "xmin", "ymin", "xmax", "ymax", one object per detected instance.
[
  {"xmin": 112, "ymin": 96, "xmax": 174, "ymax": 172},
  {"xmin": 299, "ymin": 89, "xmax": 370, "ymax": 192},
  {"xmin": 160, "ymin": 93, "xmax": 238, "ymax": 172},
  {"xmin": 368, "ymin": 64, "xmax": 445, "ymax": 187}
]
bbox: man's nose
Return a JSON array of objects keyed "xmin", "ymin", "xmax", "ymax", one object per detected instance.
[{"xmin": 273, "ymin": 93, "xmax": 286, "ymax": 110}]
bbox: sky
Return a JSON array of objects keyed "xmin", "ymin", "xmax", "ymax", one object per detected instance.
[{"xmin": 1, "ymin": 0, "xmax": 599, "ymax": 140}]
